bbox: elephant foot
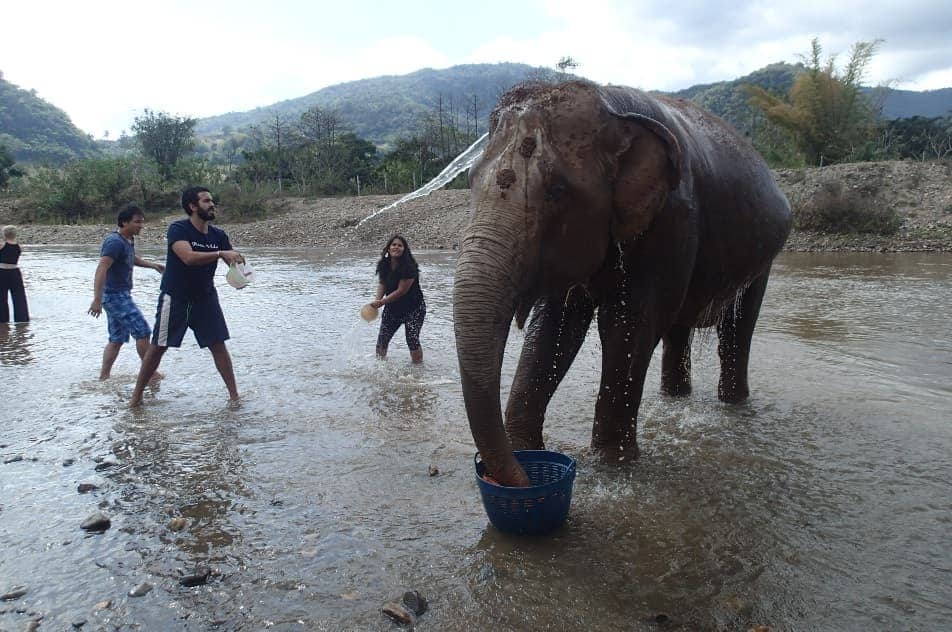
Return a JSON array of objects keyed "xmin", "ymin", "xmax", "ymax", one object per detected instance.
[
  {"xmin": 593, "ymin": 441, "xmax": 640, "ymax": 464},
  {"xmin": 718, "ymin": 380, "xmax": 750, "ymax": 404},
  {"xmin": 661, "ymin": 377, "xmax": 692, "ymax": 398}
]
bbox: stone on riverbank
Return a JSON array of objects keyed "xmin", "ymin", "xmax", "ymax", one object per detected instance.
[{"xmin": 80, "ymin": 513, "xmax": 111, "ymax": 532}]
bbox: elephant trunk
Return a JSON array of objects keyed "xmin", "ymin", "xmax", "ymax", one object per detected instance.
[{"xmin": 454, "ymin": 216, "xmax": 532, "ymax": 487}]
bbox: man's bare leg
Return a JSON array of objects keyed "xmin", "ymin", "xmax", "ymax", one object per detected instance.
[
  {"xmin": 99, "ymin": 342, "xmax": 122, "ymax": 380},
  {"xmin": 208, "ymin": 341, "xmax": 239, "ymax": 400},
  {"xmin": 376, "ymin": 346, "xmax": 388, "ymax": 359},
  {"xmin": 410, "ymin": 348, "xmax": 423, "ymax": 364},
  {"xmin": 130, "ymin": 345, "xmax": 167, "ymax": 406},
  {"xmin": 135, "ymin": 337, "xmax": 163, "ymax": 381}
]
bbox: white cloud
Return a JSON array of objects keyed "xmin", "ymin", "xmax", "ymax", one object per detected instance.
[{"xmin": 2, "ymin": 0, "xmax": 950, "ymax": 138}]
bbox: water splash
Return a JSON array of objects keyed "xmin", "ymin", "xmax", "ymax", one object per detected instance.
[{"xmin": 355, "ymin": 133, "xmax": 488, "ymax": 228}]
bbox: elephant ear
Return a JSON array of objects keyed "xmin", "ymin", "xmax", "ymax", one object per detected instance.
[{"xmin": 609, "ymin": 114, "xmax": 682, "ymax": 243}]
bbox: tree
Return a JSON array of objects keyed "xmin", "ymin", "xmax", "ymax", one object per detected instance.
[
  {"xmin": 131, "ymin": 109, "xmax": 196, "ymax": 180},
  {"xmin": 556, "ymin": 56, "xmax": 579, "ymax": 78},
  {"xmin": 0, "ymin": 144, "xmax": 24, "ymax": 189},
  {"xmin": 745, "ymin": 38, "xmax": 882, "ymax": 165}
]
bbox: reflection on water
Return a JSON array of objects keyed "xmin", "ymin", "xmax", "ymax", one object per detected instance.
[
  {"xmin": 0, "ymin": 322, "xmax": 34, "ymax": 365},
  {"xmin": 0, "ymin": 248, "xmax": 950, "ymax": 631}
]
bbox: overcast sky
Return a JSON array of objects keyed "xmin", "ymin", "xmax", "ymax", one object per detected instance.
[{"xmin": 2, "ymin": 0, "xmax": 950, "ymax": 139}]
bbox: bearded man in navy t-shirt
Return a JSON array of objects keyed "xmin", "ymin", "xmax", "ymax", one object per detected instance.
[{"xmin": 131, "ymin": 186, "xmax": 245, "ymax": 406}]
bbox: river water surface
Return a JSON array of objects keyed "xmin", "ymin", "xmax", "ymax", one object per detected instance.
[{"xmin": 1, "ymin": 247, "xmax": 950, "ymax": 631}]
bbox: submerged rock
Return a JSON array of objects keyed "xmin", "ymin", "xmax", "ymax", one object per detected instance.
[
  {"xmin": 179, "ymin": 569, "xmax": 211, "ymax": 587},
  {"xmin": 428, "ymin": 464, "xmax": 440, "ymax": 477},
  {"xmin": 80, "ymin": 513, "xmax": 111, "ymax": 532},
  {"xmin": 1, "ymin": 586, "xmax": 27, "ymax": 601},
  {"xmin": 93, "ymin": 600, "xmax": 111, "ymax": 610},
  {"xmin": 128, "ymin": 582, "xmax": 153, "ymax": 597},
  {"xmin": 167, "ymin": 517, "xmax": 187, "ymax": 532},
  {"xmin": 402, "ymin": 590, "xmax": 428, "ymax": 616},
  {"xmin": 3, "ymin": 455, "xmax": 24, "ymax": 464},
  {"xmin": 77, "ymin": 483, "xmax": 98, "ymax": 494},
  {"xmin": 382, "ymin": 601, "xmax": 413, "ymax": 625}
]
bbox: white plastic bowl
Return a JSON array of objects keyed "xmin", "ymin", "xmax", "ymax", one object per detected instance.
[{"xmin": 226, "ymin": 262, "xmax": 255, "ymax": 289}]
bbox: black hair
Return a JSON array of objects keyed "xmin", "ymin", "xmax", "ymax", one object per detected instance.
[
  {"xmin": 375, "ymin": 234, "xmax": 419, "ymax": 283},
  {"xmin": 181, "ymin": 186, "xmax": 211, "ymax": 215},
  {"xmin": 116, "ymin": 203, "xmax": 144, "ymax": 227}
]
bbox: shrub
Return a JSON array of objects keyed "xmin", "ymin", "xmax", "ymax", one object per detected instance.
[
  {"xmin": 214, "ymin": 183, "xmax": 269, "ymax": 223},
  {"xmin": 793, "ymin": 179, "xmax": 902, "ymax": 234},
  {"xmin": 22, "ymin": 157, "xmax": 166, "ymax": 223}
]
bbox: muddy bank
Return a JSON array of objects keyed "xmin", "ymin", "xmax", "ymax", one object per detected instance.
[{"xmin": 5, "ymin": 160, "xmax": 952, "ymax": 252}]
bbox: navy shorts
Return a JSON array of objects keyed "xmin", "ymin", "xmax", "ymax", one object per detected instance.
[
  {"xmin": 102, "ymin": 291, "xmax": 151, "ymax": 343},
  {"xmin": 151, "ymin": 292, "xmax": 230, "ymax": 348}
]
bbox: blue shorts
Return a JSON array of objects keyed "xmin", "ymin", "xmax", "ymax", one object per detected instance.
[
  {"xmin": 151, "ymin": 292, "xmax": 230, "ymax": 349},
  {"xmin": 102, "ymin": 291, "xmax": 151, "ymax": 343}
]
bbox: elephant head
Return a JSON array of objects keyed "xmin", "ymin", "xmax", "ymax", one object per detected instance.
[{"xmin": 454, "ymin": 81, "xmax": 683, "ymax": 486}]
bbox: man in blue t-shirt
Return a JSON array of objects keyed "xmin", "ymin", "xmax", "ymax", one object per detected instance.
[
  {"xmin": 88, "ymin": 203, "xmax": 164, "ymax": 380},
  {"xmin": 130, "ymin": 186, "xmax": 245, "ymax": 406}
]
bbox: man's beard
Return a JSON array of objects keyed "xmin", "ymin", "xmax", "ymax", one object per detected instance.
[{"xmin": 197, "ymin": 208, "xmax": 216, "ymax": 221}]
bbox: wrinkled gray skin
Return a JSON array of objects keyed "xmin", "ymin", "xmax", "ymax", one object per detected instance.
[{"xmin": 454, "ymin": 81, "xmax": 792, "ymax": 487}]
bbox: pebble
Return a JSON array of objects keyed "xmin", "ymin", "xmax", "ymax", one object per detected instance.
[
  {"xmin": 382, "ymin": 601, "xmax": 414, "ymax": 625},
  {"xmin": 3, "ymin": 455, "xmax": 24, "ymax": 464},
  {"xmin": 128, "ymin": 582, "xmax": 153, "ymax": 597},
  {"xmin": 402, "ymin": 590, "xmax": 428, "ymax": 615},
  {"xmin": 428, "ymin": 464, "xmax": 440, "ymax": 476},
  {"xmin": 72, "ymin": 616, "xmax": 87, "ymax": 627},
  {"xmin": 94, "ymin": 460, "xmax": 118, "ymax": 471},
  {"xmin": 77, "ymin": 483, "xmax": 98, "ymax": 494},
  {"xmin": 1, "ymin": 586, "xmax": 27, "ymax": 601},
  {"xmin": 80, "ymin": 513, "xmax": 111, "ymax": 532},
  {"xmin": 167, "ymin": 518, "xmax": 188, "ymax": 532},
  {"xmin": 25, "ymin": 620, "xmax": 41, "ymax": 632},
  {"xmin": 93, "ymin": 600, "xmax": 111, "ymax": 610},
  {"xmin": 179, "ymin": 569, "xmax": 211, "ymax": 587},
  {"xmin": 63, "ymin": 458, "xmax": 75, "ymax": 467}
]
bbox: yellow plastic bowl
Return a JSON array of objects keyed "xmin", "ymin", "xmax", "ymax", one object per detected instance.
[{"xmin": 360, "ymin": 304, "xmax": 379, "ymax": 322}]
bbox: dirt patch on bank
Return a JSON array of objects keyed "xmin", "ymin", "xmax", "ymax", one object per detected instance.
[{"xmin": 4, "ymin": 160, "xmax": 951, "ymax": 252}]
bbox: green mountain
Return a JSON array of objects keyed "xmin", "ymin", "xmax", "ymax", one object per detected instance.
[
  {"xmin": 667, "ymin": 62, "xmax": 803, "ymax": 134},
  {"xmin": 0, "ymin": 74, "xmax": 100, "ymax": 164},
  {"xmin": 195, "ymin": 63, "xmax": 556, "ymax": 147},
  {"xmin": 879, "ymin": 87, "xmax": 952, "ymax": 119}
]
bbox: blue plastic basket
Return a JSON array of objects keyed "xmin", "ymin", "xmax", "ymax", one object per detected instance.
[{"xmin": 474, "ymin": 450, "xmax": 577, "ymax": 535}]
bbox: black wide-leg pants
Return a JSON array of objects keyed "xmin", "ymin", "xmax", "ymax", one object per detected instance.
[{"xmin": 0, "ymin": 268, "xmax": 29, "ymax": 322}]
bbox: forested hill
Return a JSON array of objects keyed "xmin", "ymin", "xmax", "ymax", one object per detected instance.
[
  {"xmin": 197, "ymin": 61, "xmax": 952, "ymax": 147},
  {"xmin": 667, "ymin": 63, "xmax": 952, "ymax": 134},
  {"xmin": 195, "ymin": 63, "xmax": 549, "ymax": 147},
  {"xmin": 0, "ymin": 74, "xmax": 99, "ymax": 164},
  {"xmin": 880, "ymin": 87, "xmax": 952, "ymax": 119}
]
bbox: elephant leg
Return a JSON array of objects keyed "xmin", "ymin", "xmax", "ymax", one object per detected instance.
[
  {"xmin": 661, "ymin": 325, "xmax": 693, "ymax": 396},
  {"xmin": 591, "ymin": 308, "xmax": 660, "ymax": 463},
  {"xmin": 716, "ymin": 270, "xmax": 770, "ymax": 403},
  {"xmin": 505, "ymin": 287, "xmax": 595, "ymax": 450}
]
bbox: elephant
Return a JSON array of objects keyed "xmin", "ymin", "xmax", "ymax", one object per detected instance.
[{"xmin": 453, "ymin": 80, "xmax": 792, "ymax": 487}]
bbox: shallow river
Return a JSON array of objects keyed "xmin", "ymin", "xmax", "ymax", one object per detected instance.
[{"xmin": 1, "ymin": 247, "xmax": 950, "ymax": 631}]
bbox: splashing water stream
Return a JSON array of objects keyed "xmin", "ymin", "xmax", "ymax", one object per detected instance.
[{"xmin": 355, "ymin": 133, "xmax": 488, "ymax": 227}]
